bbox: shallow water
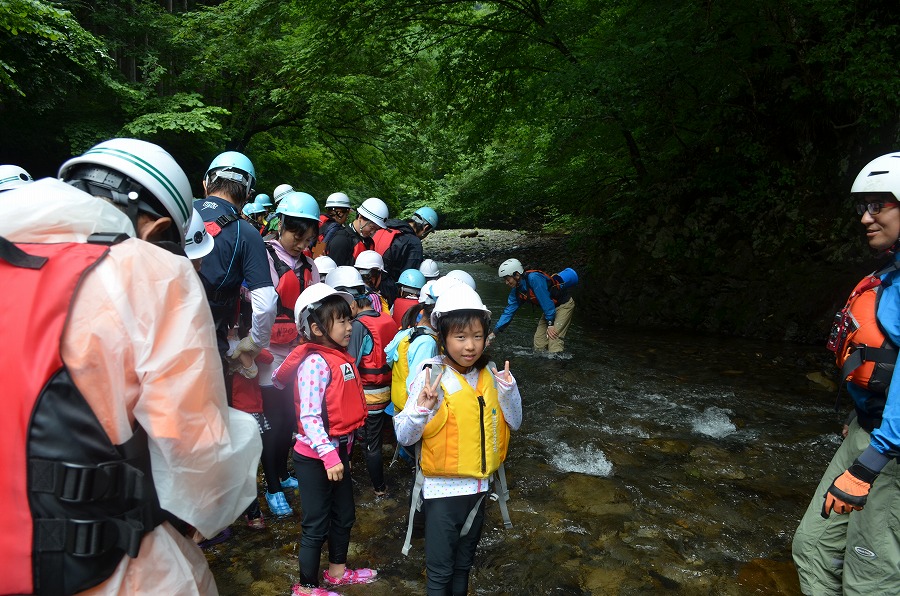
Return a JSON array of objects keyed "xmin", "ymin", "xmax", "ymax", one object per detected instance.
[{"xmin": 206, "ymin": 263, "xmax": 844, "ymax": 595}]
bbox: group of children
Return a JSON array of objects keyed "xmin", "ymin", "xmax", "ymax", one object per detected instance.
[{"xmin": 229, "ymin": 227, "xmax": 523, "ymax": 595}]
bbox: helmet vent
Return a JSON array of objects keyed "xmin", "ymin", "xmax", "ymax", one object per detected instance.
[{"xmin": 869, "ymin": 171, "xmax": 889, "ymax": 176}]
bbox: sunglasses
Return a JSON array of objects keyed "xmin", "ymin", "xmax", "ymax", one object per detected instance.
[{"xmin": 856, "ymin": 201, "xmax": 899, "ymax": 216}]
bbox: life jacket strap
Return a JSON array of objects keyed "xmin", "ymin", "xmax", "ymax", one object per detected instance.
[
  {"xmin": 35, "ymin": 509, "xmax": 147, "ymax": 559},
  {"xmin": 401, "ymin": 442, "xmax": 425, "ymax": 557},
  {"xmin": 204, "ymin": 213, "xmax": 239, "ymax": 237},
  {"xmin": 841, "ymin": 344, "xmax": 897, "ymax": 379},
  {"xmin": 491, "ymin": 463, "xmax": 513, "ymax": 529}
]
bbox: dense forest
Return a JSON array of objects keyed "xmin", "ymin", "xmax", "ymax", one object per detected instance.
[{"xmin": 2, "ymin": 0, "xmax": 899, "ymax": 341}]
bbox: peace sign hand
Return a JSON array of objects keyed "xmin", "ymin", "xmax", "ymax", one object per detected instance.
[
  {"xmin": 491, "ymin": 360, "xmax": 513, "ymax": 384},
  {"xmin": 416, "ymin": 367, "xmax": 442, "ymax": 410}
]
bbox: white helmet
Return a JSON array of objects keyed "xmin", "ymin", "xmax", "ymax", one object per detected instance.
[
  {"xmin": 325, "ymin": 192, "xmax": 352, "ymax": 209},
  {"xmin": 419, "ymin": 276, "xmax": 461, "ymax": 305},
  {"xmin": 59, "ymin": 138, "xmax": 193, "ymax": 246},
  {"xmin": 419, "ymin": 258, "xmax": 440, "ymax": 279},
  {"xmin": 852, "ymin": 153, "xmax": 900, "ymax": 200},
  {"xmin": 294, "ymin": 282, "xmax": 354, "ymax": 338},
  {"xmin": 354, "ymin": 249, "xmax": 386, "ymax": 272},
  {"xmin": 498, "ymin": 258, "xmax": 524, "ymax": 278},
  {"xmin": 0, "ymin": 165, "xmax": 33, "ymax": 192},
  {"xmin": 445, "ymin": 269, "xmax": 476, "ymax": 290},
  {"xmin": 314, "ymin": 255, "xmax": 337, "ymax": 277},
  {"xmin": 326, "ymin": 265, "xmax": 366, "ymax": 294},
  {"xmin": 357, "ymin": 197, "xmax": 388, "ymax": 228},
  {"xmin": 184, "ymin": 208, "xmax": 215, "ymax": 260},
  {"xmin": 430, "ymin": 283, "xmax": 491, "ymax": 329},
  {"xmin": 273, "ymin": 183, "xmax": 294, "ymax": 203}
]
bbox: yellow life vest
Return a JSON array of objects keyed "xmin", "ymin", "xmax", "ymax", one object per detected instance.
[
  {"xmin": 420, "ymin": 365, "xmax": 509, "ymax": 479},
  {"xmin": 390, "ymin": 327, "xmax": 434, "ymax": 411}
]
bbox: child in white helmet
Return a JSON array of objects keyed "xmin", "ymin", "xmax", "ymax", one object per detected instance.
[
  {"xmin": 394, "ymin": 284, "xmax": 522, "ymax": 594},
  {"xmin": 272, "ymin": 283, "xmax": 377, "ymax": 595}
]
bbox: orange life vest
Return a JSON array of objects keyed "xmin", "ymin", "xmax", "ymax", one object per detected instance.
[
  {"xmin": 828, "ymin": 266, "xmax": 899, "ymax": 393},
  {"xmin": 516, "ymin": 269, "xmax": 567, "ymax": 306}
]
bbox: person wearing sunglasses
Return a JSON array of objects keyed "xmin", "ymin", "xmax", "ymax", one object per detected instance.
[{"xmin": 793, "ymin": 153, "xmax": 900, "ymax": 596}]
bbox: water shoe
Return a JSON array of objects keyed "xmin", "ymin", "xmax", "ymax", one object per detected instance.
[
  {"xmin": 323, "ymin": 567, "xmax": 378, "ymax": 586},
  {"xmin": 265, "ymin": 490, "xmax": 293, "ymax": 516}
]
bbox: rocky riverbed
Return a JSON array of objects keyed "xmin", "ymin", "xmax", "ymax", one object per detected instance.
[{"xmin": 421, "ymin": 228, "xmax": 578, "ymax": 275}]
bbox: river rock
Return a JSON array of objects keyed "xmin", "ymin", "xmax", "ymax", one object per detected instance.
[
  {"xmin": 735, "ymin": 558, "xmax": 803, "ymax": 595},
  {"xmin": 555, "ymin": 473, "xmax": 632, "ymax": 517},
  {"xmin": 459, "ymin": 230, "xmax": 479, "ymax": 238},
  {"xmin": 806, "ymin": 371, "xmax": 837, "ymax": 392}
]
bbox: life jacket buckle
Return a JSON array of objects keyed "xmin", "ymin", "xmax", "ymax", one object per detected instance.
[
  {"xmin": 67, "ymin": 518, "xmax": 116, "ymax": 557},
  {"xmin": 56, "ymin": 461, "xmax": 122, "ymax": 503}
]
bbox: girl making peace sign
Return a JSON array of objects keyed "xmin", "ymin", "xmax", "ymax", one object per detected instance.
[{"xmin": 394, "ymin": 284, "xmax": 523, "ymax": 596}]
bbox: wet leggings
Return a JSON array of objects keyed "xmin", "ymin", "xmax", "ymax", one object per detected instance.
[
  {"xmin": 361, "ymin": 409, "xmax": 387, "ymax": 492},
  {"xmin": 423, "ymin": 493, "xmax": 487, "ymax": 596},
  {"xmin": 293, "ymin": 447, "xmax": 355, "ymax": 587},
  {"xmin": 261, "ymin": 385, "xmax": 297, "ymax": 492}
]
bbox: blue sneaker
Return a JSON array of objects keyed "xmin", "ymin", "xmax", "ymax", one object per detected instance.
[
  {"xmin": 266, "ymin": 491, "xmax": 293, "ymax": 517},
  {"xmin": 280, "ymin": 475, "xmax": 299, "ymax": 490}
]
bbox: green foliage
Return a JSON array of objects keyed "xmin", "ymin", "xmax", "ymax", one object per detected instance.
[{"xmin": 2, "ymin": 0, "xmax": 900, "ymax": 265}]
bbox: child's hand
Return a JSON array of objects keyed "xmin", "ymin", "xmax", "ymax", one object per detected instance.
[
  {"xmin": 416, "ymin": 367, "xmax": 442, "ymax": 410},
  {"xmin": 326, "ymin": 462, "xmax": 344, "ymax": 482},
  {"xmin": 491, "ymin": 360, "xmax": 513, "ymax": 384}
]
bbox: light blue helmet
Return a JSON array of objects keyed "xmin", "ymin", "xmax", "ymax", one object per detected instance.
[
  {"xmin": 242, "ymin": 202, "xmax": 265, "ymax": 217},
  {"xmin": 255, "ymin": 193, "xmax": 273, "ymax": 208},
  {"xmin": 398, "ymin": 268, "xmax": 426, "ymax": 290},
  {"xmin": 276, "ymin": 191, "xmax": 320, "ymax": 221},
  {"xmin": 205, "ymin": 151, "xmax": 255, "ymax": 192},
  {"xmin": 413, "ymin": 206, "xmax": 438, "ymax": 229}
]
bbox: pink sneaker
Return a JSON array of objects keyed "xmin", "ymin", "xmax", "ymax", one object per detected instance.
[
  {"xmin": 322, "ymin": 567, "xmax": 378, "ymax": 586},
  {"xmin": 290, "ymin": 585, "xmax": 338, "ymax": 596}
]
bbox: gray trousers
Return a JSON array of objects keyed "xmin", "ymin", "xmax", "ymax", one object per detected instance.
[{"xmin": 792, "ymin": 418, "xmax": 900, "ymax": 595}]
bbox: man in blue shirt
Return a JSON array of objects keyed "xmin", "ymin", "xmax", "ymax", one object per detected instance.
[
  {"xmin": 195, "ymin": 151, "xmax": 277, "ymax": 393},
  {"xmin": 793, "ymin": 153, "xmax": 900, "ymax": 595},
  {"xmin": 490, "ymin": 257, "xmax": 575, "ymax": 353}
]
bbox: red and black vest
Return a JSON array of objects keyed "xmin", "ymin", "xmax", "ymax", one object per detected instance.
[
  {"xmin": 267, "ymin": 244, "xmax": 314, "ymax": 345},
  {"xmin": 0, "ymin": 237, "xmax": 166, "ymax": 595},
  {"xmin": 372, "ymin": 227, "xmax": 402, "ymax": 256},
  {"xmin": 391, "ymin": 296, "xmax": 419, "ymax": 328},
  {"xmin": 356, "ymin": 311, "xmax": 398, "ymax": 388},
  {"xmin": 274, "ymin": 343, "xmax": 367, "ymax": 436}
]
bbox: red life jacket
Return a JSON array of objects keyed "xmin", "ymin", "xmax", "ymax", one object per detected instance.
[
  {"xmin": 274, "ymin": 342, "xmax": 367, "ymax": 436},
  {"xmin": 231, "ymin": 350, "xmax": 274, "ymax": 413},
  {"xmin": 392, "ymin": 296, "xmax": 419, "ymax": 328},
  {"xmin": 356, "ymin": 311, "xmax": 397, "ymax": 388},
  {"xmin": 828, "ymin": 265, "xmax": 899, "ymax": 393},
  {"xmin": 266, "ymin": 244, "xmax": 314, "ymax": 345},
  {"xmin": 516, "ymin": 269, "xmax": 566, "ymax": 306},
  {"xmin": 0, "ymin": 238, "xmax": 165, "ymax": 595},
  {"xmin": 372, "ymin": 227, "xmax": 402, "ymax": 256}
]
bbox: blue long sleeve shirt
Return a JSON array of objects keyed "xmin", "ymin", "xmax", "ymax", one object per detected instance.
[
  {"xmin": 495, "ymin": 271, "xmax": 557, "ymax": 333},
  {"xmin": 849, "ymin": 253, "xmax": 900, "ymax": 470}
]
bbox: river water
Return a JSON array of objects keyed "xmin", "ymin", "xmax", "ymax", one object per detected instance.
[{"xmin": 206, "ymin": 262, "xmax": 846, "ymax": 595}]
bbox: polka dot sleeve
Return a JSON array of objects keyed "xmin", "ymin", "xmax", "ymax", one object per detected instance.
[{"xmin": 295, "ymin": 353, "xmax": 335, "ymax": 460}]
